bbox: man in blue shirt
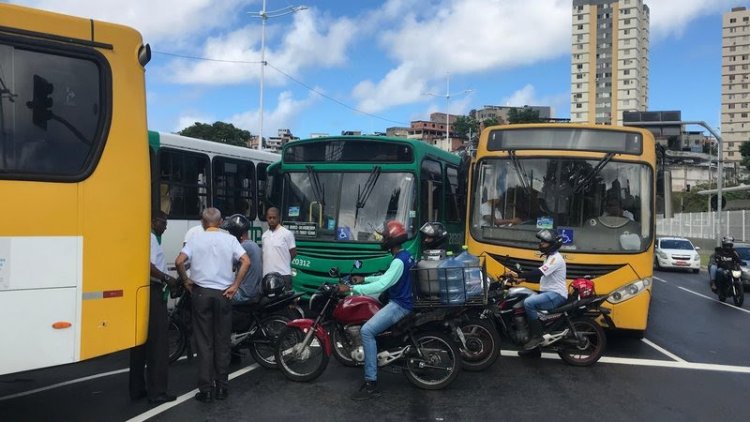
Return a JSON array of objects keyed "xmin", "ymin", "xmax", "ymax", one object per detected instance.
[{"xmin": 338, "ymin": 220, "xmax": 414, "ymax": 401}]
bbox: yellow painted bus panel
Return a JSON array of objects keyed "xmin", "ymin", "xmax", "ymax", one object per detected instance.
[
  {"xmin": 0, "ymin": 4, "xmax": 90, "ymax": 40},
  {"xmin": 606, "ymin": 288, "xmax": 652, "ymax": 330}
]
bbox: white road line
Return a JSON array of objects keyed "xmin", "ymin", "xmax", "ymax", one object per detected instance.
[
  {"xmin": 500, "ymin": 350, "xmax": 750, "ymax": 374},
  {"xmin": 126, "ymin": 363, "xmax": 260, "ymax": 422},
  {"xmin": 0, "ymin": 368, "xmax": 129, "ymax": 402},
  {"xmin": 641, "ymin": 338, "xmax": 686, "ymax": 362},
  {"xmin": 653, "ymin": 276, "xmax": 750, "ymax": 315},
  {"xmin": 0, "ymin": 354, "xmax": 197, "ymax": 402}
]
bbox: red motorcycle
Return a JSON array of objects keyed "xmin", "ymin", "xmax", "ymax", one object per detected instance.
[{"xmin": 274, "ymin": 265, "xmax": 461, "ymax": 390}]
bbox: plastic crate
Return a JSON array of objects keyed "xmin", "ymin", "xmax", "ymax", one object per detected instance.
[{"xmin": 410, "ymin": 263, "xmax": 487, "ymax": 307}]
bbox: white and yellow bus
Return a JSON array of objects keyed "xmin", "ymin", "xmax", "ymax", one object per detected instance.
[{"xmin": 0, "ymin": 4, "xmax": 152, "ymax": 375}]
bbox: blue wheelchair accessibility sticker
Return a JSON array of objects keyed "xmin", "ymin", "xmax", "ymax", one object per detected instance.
[
  {"xmin": 336, "ymin": 226, "xmax": 352, "ymax": 241},
  {"xmin": 559, "ymin": 229, "xmax": 574, "ymax": 244}
]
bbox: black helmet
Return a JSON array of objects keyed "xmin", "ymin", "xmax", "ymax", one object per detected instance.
[
  {"xmin": 221, "ymin": 214, "xmax": 250, "ymax": 242},
  {"xmin": 536, "ymin": 229, "xmax": 563, "ymax": 254},
  {"xmin": 381, "ymin": 220, "xmax": 408, "ymax": 251},
  {"xmin": 722, "ymin": 236, "xmax": 735, "ymax": 250},
  {"xmin": 419, "ymin": 222, "xmax": 447, "ymax": 249},
  {"xmin": 262, "ymin": 272, "xmax": 286, "ymax": 298}
]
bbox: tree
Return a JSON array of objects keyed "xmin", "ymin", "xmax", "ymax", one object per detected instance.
[
  {"xmin": 740, "ymin": 141, "xmax": 750, "ymax": 175},
  {"xmin": 178, "ymin": 121, "xmax": 253, "ymax": 147},
  {"xmin": 507, "ymin": 107, "xmax": 542, "ymax": 124},
  {"xmin": 453, "ymin": 116, "xmax": 502, "ymax": 148}
]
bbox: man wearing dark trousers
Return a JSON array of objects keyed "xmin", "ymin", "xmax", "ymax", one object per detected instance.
[
  {"xmin": 129, "ymin": 211, "xmax": 178, "ymax": 404},
  {"xmin": 175, "ymin": 208, "xmax": 249, "ymax": 403}
]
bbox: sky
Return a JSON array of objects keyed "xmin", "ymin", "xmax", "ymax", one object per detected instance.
[{"xmin": 9, "ymin": 0, "xmax": 746, "ymax": 139}]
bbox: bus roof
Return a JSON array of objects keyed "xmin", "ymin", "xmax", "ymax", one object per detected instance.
[{"xmin": 149, "ymin": 130, "xmax": 280, "ymax": 163}]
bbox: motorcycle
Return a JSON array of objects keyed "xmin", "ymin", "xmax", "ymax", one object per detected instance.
[
  {"xmin": 716, "ymin": 267, "xmax": 745, "ymax": 307},
  {"xmin": 274, "ymin": 263, "xmax": 462, "ymax": 390},
  {"xmin": 168, "ymin": 287, "xmax": 304, "ymax": 368},
  {"xmin": 478, "ymin": 273, "xmax": 611, "ymax": 366}
]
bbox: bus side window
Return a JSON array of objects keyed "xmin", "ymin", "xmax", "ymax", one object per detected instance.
[{"xmin": 420, "ymin": 159, "xmax": 443, "ymax": 224}]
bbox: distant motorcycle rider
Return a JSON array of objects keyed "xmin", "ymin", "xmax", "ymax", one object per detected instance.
[
  {"xmin": 509, "ymin": 229, "xmax": 567, "ymax": 356},
  {"xmin": 419, "ymin": 221, "xmax": 448, "ymax": 257},
  {"xmin": 709, "ymin": 236, "xmax": 742, "ymax": 294}
]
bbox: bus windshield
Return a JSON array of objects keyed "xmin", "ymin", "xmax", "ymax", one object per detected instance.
[
  {"xmin": 280, "ymin": 171, "xmax": 416, "ymax": 242},
  {"xmin": 470, "ymin": 157, "xmax": 652, "ymax": 253}
]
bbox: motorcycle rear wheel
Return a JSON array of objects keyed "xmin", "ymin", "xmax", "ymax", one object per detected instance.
[
  {"xmin": 557, "ymin": 317, "xmax": 606, "ymax": 367},
  {"xmin": 403, "ymin": 331, "xmax": 461, "ymax": 390},
  {"xmin": 248, "ymin": 314, "xmax": 294, "ymax": 369},
  {"xmin": 275, "ymin": 326, "xmax": 329, "ymax": 382},
  {"xmin": 733, "ymin": 282, "xmax": 745, "ymax": 307},
  {"xmin": 457, "ymin": 317, "xmax": 501, "ymax": 371}
]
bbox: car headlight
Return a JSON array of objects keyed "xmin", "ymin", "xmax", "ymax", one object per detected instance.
[
  {"xmin": 693, "ymin": 255, "xmax": 700, "ymax": 261},
  {"xmin": 607, "ymin": 278, "xmax": 652, "ymax": 304},
  {"xmin": 656, "ymin": 251, "xmax": 667, "ymax": 259}
]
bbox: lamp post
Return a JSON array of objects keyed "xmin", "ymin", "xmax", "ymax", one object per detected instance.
[
  {"xmin": 249, "ymin": 1, "xmax": 306, "ymax": 150},
  {"xmin": 424, "ymin": 74, "xmax": 472, "ymax": 151}
]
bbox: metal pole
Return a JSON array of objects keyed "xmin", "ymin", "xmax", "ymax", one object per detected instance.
[
  {"xmin": 258, "ymin": 0, "xmax": 267, "ymax": 150},
  {"xmin": 446, "ymin": 75, "xmax": 450, "ymax": 150}
]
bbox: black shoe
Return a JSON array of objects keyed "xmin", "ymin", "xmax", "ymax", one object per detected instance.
[
  {"xmin": 194, "ymin": 391, "xmax": 213, "ymax": 403},
  {"xmin": 148, "ymin": 394, "xmax": 177, "ymax": 404},
  {"xmin": 518, "ymin": 347, "xmax": 541, "ymax": 358},
  {"xmin": 215, "ymin": 387, "xmax": 228, "ymax": 400},
  {"xmin": 130, "ymin": 390, "xmax": 147, "ymax": 401},
  {"xmin": 351, "ymin": 381, "xmax": 381, "ymax": 401}
]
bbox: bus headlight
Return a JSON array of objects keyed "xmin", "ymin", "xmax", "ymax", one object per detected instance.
[{"xmin": 607, "ymin": 278, "xmax": 652, "ymax": 304}]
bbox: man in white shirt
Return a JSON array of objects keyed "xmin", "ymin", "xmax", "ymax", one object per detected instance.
[
  {"xmin": 509, "ymin": 229, "xmax": 567, "ymax": 353},
  {"xmin": 175, "ymin": 208, "xmax": 249, "ymax": 403},
  {"xmin": 262, "ymin": 207, "xmax": 297, "ymax": 290}
]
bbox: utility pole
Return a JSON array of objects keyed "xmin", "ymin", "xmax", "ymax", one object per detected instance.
[
  {"xmin": 424, "ymin": 74, "xmax": 472, "ymax": 151},
  {"xmin": 249, "ymin": 1, "xmax": 306, "ymax": 150}
]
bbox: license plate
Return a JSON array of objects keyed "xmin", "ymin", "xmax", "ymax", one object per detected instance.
[{"xmin": 675, "ymin": 261, "xmax": 688, "ymax": 266}]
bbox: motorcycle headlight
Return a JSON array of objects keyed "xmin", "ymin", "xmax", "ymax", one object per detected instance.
[
  {"xmin": 607, "ymin": 278, "xmax": 652, "ymax": 304},
  {"xmin": 291, "ymin": 268, "xmax": 297, "ymax": 277},
  {"xmin": 732, "ymin": 270, "xmax": 742, "ymax": 278}
]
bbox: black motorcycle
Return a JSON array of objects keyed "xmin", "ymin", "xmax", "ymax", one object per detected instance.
[
  {"xmin": 168, "ymin": 288, "xmax": 304, "ymax": 368},
  {"xmin": 716, "ymin": 267, "xmax": 745, "ymax": 307},
  {"xmin": 478, "ymin": 274, "xmax": 611, "ymax": 366}
]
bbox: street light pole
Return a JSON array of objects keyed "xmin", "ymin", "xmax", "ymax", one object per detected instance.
[
  {"xmin": 250, "ymin": 1, "xmax": 306, "ymax": 150},
  {"xmin": 423, "ymin": 74, "xmax": 472, "ymax": 151}
]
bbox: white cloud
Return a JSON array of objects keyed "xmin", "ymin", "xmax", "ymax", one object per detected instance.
[
  {"xmin": 502, "ymin": 84, "xmax": 569, "ymax": 117},
  {"xmin": 168, "ymin": 8, "xmax": 358, "ymax": 85},
  {"xmin": 648, "ymin": 0, "xmax": 739, "ymax": 40},
  {"xmin": 227, "ymin": 90, "xmax": 319, "ymax": 136},
  {"xmin": 12, "ymin": 0, "xmax": 249, "ymax": 46},
  {"xmin": 352, "ymin": 0, "xmax": 571, "ymax": 113}
]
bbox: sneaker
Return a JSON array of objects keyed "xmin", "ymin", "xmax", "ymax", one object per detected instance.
[
  {"xmin": 517, "ymin": 347, "xmax": 541, "ymax": 358},
  {"xmin": 148, "ymin": 394, "xmax": 177, "ymax": 404},
  {"xmin": 523, "ymin": 336, "xmax": 543, "ymax": 350},
  {"xmin": 350, "ymin": 381, "xmax": 381, "ymax": 401},
  {"xmin": 710, "ymin": 281, "xmax": 717, "ymax": 293}
]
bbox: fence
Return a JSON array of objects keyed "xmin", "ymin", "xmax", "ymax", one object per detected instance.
[{"xmin": 656, "ymin": 210, "xmax": 750, "ymax": 242}]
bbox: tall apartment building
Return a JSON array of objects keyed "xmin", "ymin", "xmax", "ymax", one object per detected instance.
[
  {"xmin": 571, "ymin": 0, "xmax": 649, "ymax": 125},
  {"xmin": 721, "ymin": 7, "xmax": 750, "ymax": 163}
]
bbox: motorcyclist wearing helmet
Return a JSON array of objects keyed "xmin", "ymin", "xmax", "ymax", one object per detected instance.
[
  {"xmin": 709, "ymin": 236, "xmax": 742, "ymax": 293},
  {"xmin": 508, "ymin": 229, "xmax": 568, "ymax": 354},
  {"xmin": 419, "ymin": 221, "xmax": 448, "ymax": 256},
  {"xmin": 338, "ymin": 220, "xmax": 415, "ymax": 401},
  {"xmin": 221, "ymin": 214, "xmax": 263, "ymax": 304}
]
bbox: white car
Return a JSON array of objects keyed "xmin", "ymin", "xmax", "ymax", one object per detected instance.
[{"xmin": 654, "ymin": 237, "xmax": 701, "ymax": 273}]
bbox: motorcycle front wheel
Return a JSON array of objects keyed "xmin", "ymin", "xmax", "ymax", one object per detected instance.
[
  {"xmin": 331, "ymin": 325, "xmax": 357, "ymax": 367},
  {"xmin": 403, "ymin": 331, "xmax": 461, "ymax": 390},
  {"xmin": 275, "ymin": 326, "xmax": 329, "ymax": 382},
  {"xmin": 557, "ymin": 317, "xmax": 606, "ymax": 367},
  {"xmin": 248, "ymin": 314, "xmax": 294, "ymax": 369},
  {"xmin": 167, "ymin": 317, "xmax": 186, "ymax": 364},
  {"xmin": 733, "ymin": 281, "xmax": 745, "ymax": 307},
  {"xmin": 457, "ymin": 317, "xmax": 501, "ymax": 372}
]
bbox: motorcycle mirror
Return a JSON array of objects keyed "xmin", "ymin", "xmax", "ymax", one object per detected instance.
[
  {"xmin": 353, "ymin": 260, "xmax": 362, "ymax": 269},
  {"xmin": 515, "ymin": 263, "xmax": 522, "ymax": 272},
  {"xmin": 328, "ymin": 267, "xmax": 340, "ymax": 277}
]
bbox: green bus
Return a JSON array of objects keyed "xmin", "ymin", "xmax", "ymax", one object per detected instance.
[{"xmin": 267, "ymin": 136, "xmax": 465, "ymax": 295}]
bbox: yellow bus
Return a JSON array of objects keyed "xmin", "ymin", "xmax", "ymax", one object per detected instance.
[
  {"xmin": 0, "ymin": 4, "xmax": 152, "ymax": 374},
  {"xmin": 467, "ymin": 124, "xmax": 660, "ymax": 335}
]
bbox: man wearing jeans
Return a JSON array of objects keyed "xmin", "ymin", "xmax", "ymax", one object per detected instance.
[
  {"xmin": 338, "ymin": 221, "xmax": 414, "ymax": 401},
  {"xmin": 510, "ymin": 229, "xmax": 567, "ymax": 355}
]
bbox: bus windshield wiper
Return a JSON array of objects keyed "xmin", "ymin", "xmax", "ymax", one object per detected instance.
[
  {"xmin": 355, "ymin": 166, "xmax": 381, "ymax": 224},
  {"xmin": 306, "ymin": 165, "xmax": 325, "ymax": 207},
  {"xmin": 508, "ymin": 151, "xmax": 531, "ymax": 191},
  {"xmin": 572, "ymin": 153, "xmax": 614, "ymax": 193}
]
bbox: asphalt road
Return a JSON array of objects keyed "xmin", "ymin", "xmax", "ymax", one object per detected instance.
[{"xmin": 2, "ymin": 268, "xmax": 749, "ymax": 421}]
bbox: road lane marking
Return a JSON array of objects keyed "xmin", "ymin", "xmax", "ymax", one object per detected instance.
[
  {"xmin": 500, "ymin": 351, "xmax": 750, "ymax": 374},
  {"xmin": 653, "ymin": 276, "xmax": 750, "ymax": 315},
  {"xmin": 0, "ymin": 354, "xmax": 196, "ymax": 402},
  {"xmin": 125, "ymin": 363, "xmax": 260, "ymax": 422},
  {"xmin": 641, "ymin": 338, "xmax": 686, "ymax": 363}
]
